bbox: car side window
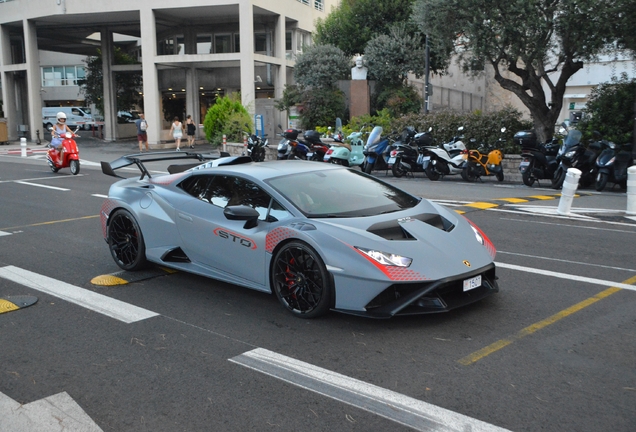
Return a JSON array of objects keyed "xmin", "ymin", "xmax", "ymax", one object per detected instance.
[{"xmin": 179, "ymin": 175, "xmax": 291, "ymax": 222}]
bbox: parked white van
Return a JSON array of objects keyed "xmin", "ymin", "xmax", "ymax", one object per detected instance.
[{"xmin": 43, "ymin": 107, "xmax": 94, "ymax": 130}]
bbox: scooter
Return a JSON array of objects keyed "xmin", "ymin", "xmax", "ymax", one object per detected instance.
[
  {"xmin": 324, "ymin": 125, "xmax": 366, "ymax": 168},
  {"xmin": 594, "ymin": 136, "xmax": 634, "ymax": 191},
  {"xmin": 300, "ymin": 130, "xmax": 330, "ymax": 162},
  {"xmin": 363, "ymin": 126, "xmax": 394, "ymax": 174},
  {"xmin": 551, "ymin": 129, "xmax": 601, "ymax": 189},
  {"xmin": 276, "ymin": 125, "xmax": 302, "ymax": 160},
  {"xmin": 460, "ymin": 128, "xmax": 507, "ymax": 182},
  {"xmin": 243, "ymin": 132, "xmax": 269, "ymax": 162},
  {"xmin": 419, "ymin": 127, "xmax": 467, "ymax": 180},
  {"xmin": 515, "ymin": 130, "xmax": 560, "ymax": 187},
  {"xmin": 390, "ymin": 127, "xmax": 433, "ymax": 178},
  {"xmin": 47, "ymin": 127, "xmax": 80, "ymax": 175}
]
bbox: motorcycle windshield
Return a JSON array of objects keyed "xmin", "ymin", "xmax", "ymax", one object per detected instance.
[
  {"xmin": 365, "ymin": 126, "xmax": 383, "ymax": 149},
  {"xmin": 562, "ymin": 130, "xmax": 582, "ymax": 150}
]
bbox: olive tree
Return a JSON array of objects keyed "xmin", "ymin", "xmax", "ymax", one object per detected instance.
[{"xmin": 412, "ymin": 0, "xmax": 626, "ymax": 142}]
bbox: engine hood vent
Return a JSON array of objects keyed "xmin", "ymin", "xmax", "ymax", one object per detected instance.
[{"xmin": 367, "ymin": 213, "xmax": 454, "ymax": 240}]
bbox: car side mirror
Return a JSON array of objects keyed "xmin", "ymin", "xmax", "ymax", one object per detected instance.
[{"xmin": 224, "ymin": 205, "xmax": 260, "ymax": 229}]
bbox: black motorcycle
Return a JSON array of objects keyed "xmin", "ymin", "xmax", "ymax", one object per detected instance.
[
  {"xmin": 363, "ymin": 128, "xmax": 402, "ymax": 174},
  {"xmin": 299, "ymin": 130, "xmax": 330, "ymax": 162},
  {"xmin": 389, "ymin": 127, "xmax": 431, "ymax": 178},
  {"xmin": 594, "ymin": 136, "xmax": 634, "ymax": 191},
  {"xmin": 514, "ymin": 130, "xmax": 560, "ymax": 187},
  {"xmin": 551, "ymin": 130, "xmax": 601, "ymax": 189},
  {"xmin": 243, "ymin": 132, "xmax": 269, "ymax": 162}
]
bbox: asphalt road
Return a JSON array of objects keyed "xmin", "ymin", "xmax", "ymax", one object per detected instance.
[{"xmin": 1, "ymin": 139, "xmax": 635, "ymax": 432}]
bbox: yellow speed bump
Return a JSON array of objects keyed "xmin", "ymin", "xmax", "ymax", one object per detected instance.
[
  {"xmin": 464, "ymin": 202, "xmax": 499, "ymax": 210},
  {"xmin": 0, "ymin": 295, "xmax": 38, "ymax": 314},
  {"xmin": 91, "ymin": 267, "xmax": 177, "ymax": 286}
]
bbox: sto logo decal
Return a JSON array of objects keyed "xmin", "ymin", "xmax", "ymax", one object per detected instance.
[{"xmin": 213, "ymin": 228, "xmax": 257, "ymax": 250}]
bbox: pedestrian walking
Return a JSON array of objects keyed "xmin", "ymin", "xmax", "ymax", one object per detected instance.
[
  {"xmin": 135, "ymin": 113, "xmax": 149, "ymax": 152},
  {"xmin": 186, "ymin": 115, "xmax": 196, "ymax": 149},
  {"xmin": 169, "ymin": 116, "xmax": 183, "ymax": 151}
]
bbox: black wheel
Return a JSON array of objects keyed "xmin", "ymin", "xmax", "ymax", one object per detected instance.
[
  {"xmin": 552, "ymin": 168, "xmax": 566, "ymax": 189},
  {"xmin": 70, "ymin": 159, "xmax": 80, "ymax": 175},
  {"xmin": 271, "ymin": 242, "xmax": 332, "ymax": 318},
  {"xmin": 596, "ymin": 172, "xmax": 608, "ymax": 192},
  {"xmin": 496, "ymin": 171, "xmax": 504, "ymax": 182},
  {"xmin": 50, "ymin": 165, "xmax": 59, "ymax": 173},
  {"xmin": 462, "ymin": 162, "xmax": 478, "ymax": 182},
  {"xmin": 521, "ymin": 161, "xmax": 535, "ymax": 186},
  {"xmin": 364, "ymin": 160, "xmax": 374, "ymax": 174},
  {"xmin": 391, "ymin": 157, "xmax": 408, "ymax": 178},
  {"xmin": 107, "ymin": 209, "xmax": 147, "ymax": 271},
  {"xmin": 310, "ymin": 153, "xmax": 322, "ymax": 162},
  {"xmin": 425, "ymin": 164, "xmax": 440, "ymax": 181}
]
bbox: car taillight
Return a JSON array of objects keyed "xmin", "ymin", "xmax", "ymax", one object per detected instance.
[
  {"xmin": 390, "ymin": 150, "xmax": 398, "ymax": 157},
  {"xmin": 326, "ymin": 149, "xmax": 333, "ymax": 155}
]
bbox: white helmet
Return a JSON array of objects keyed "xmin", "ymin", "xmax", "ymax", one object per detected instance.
[{"xmin": 56, "ymin": 112, "xmax": 67, "ymax": 121}]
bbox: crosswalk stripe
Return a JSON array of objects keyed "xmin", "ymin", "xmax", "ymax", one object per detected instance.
[{"xmin": 0, "ymin": 266, "xmax": 158, "ymax": 323}]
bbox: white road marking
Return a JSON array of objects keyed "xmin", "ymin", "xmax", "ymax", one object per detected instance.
[
  {"xmin": 92, "ymin": 194, "xmax": 108, "ymax": 198},
  {"xmin": 497, "ymin": 251, "xmax": 636, "ymax": 273},
  {"xmin": 0, "ymin": 390, "xmax": 103, "ymax": 432},
  {"xmin": 0, "ymin": 175, "xmax": 83, "ymax": 184},
  {"xmin": 0, "ymin": 266, "xmax": 158, "ymax": 323},
  {"xmin": 14, "ymin": 181, "xmax": 70, "ymax": 191},
  {"xmin": 495, "ymin": 262, "xmax": 636, "ymax": 292},
  {"xmin": 230, "ymin": 348, "xmax": 510, "ymax": 432},
  {"xmin": 498, "ymin": 215, "xmax": 636, "ymax": 232},
  {"xmin": 0, "ymin": 231, "xmax": 11, "ymax": 237}
]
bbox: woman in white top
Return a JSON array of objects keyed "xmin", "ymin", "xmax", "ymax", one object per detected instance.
[{"xmin": 169, "ymin": 116, "xmax": 184, "ymax": 151}]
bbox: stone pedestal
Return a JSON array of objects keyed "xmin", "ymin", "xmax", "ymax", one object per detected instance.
[{"xmin": 350, "ymin": 80, "xmax": 370, "ymax": 119}]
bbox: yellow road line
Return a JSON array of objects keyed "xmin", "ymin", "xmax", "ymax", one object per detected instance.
[
  {"xmin": 458, "ymin": 275, "xmax": 636, "ymax": 366},
  {"xmin": 0, "ymin": 215, "xmax": 99, "ymax": 231},
  {"xmin": 527, "ymin": 195, "xmax": 557, "ymax": 200},
  {"xmin": 494, "ymin": 198, "xmax": 529, "ymax": 203},
  {"xmin": 464, "ymin": 202, "xmax": 499, "ymax": 209}
]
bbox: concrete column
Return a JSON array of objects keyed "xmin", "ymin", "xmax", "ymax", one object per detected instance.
[
  {"xmin": 185, "ymin": 66, "xmax": 200, "ymax": 137},
  {"xmin": 0, "ymin": 24, "xmax": 16, "ymax": 140},
  {"xmin": 239, "ymin": 1, "xmax": 255, "ymax": 115},
  {"xmin": 23, "ymin": 19, "xmax": 41, "ymax": 142},
  {"xmin": 274, "ymin": 13, "xmax": 287, "ymax": 129},
  {"xmin": 101, "ymin": 28, "xmax": 117, "ymax": 141},
  {"xmin": 139, "ymin": 7, "xmax": 161, "ymax": 146}
]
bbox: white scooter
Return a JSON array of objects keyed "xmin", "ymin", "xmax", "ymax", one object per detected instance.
[{"xmin": 421, "ymin": 126, "xmax": 467, "ymax": 180}]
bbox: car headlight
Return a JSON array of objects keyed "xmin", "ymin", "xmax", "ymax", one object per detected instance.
[{"xmin": 355, "ymin": 247, "xmax": 412, "ymax": 267}]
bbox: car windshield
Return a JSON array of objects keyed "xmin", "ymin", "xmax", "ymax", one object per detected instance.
[{"xmin": 267, "ymin": 168, "xmax": 421, "ymax": 218}]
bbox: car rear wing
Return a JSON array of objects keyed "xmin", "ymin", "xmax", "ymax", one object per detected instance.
[{"xmin": 101, "ymin": 151, "xmax": 250, "ymax": 180}]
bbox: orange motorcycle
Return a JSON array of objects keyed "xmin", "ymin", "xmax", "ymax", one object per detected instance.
[{"xmin": 460, "ymin": 128, "xmax": 506, "ymax": 182}]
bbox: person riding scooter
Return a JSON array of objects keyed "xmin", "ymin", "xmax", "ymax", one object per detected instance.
[{"xmin": 50, "ymin": 112, "xmax": 75, "ymax": 164}]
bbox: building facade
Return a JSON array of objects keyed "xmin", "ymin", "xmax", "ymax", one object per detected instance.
[{"xmin": 0, "ymin": 0, "xmax": 335, "ymax": 144}]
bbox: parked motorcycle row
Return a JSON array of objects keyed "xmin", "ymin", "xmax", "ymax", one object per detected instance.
[
  {"xmin": 516, "ymin": 126, "xmax": 634, "ymax": 191},
  {"xmin": 264, "ymin": 122, "xmax": 634, "ymax": 192}
]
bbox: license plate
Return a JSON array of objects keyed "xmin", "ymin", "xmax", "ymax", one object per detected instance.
[
  {"xmin": 323, "ymin": 154, "xmax": 331, "ymax": 161},
  {"xmin": 519, "ymin": 160, "xmax": 530, "ymax": 167},
  {"xmin": 422, "ymin": 156, "xmax": 430, "ymax": 161},
  {"xmin": 306, "ymin": 152, "xmax": 313, "ymax": 158},
  {"xmin": 463, "ymin": 275, "xmax": 482, "ymax": 291},
  {"xmin": 388, "ymin": 157, "xmax": 396, "ymax": 164}
]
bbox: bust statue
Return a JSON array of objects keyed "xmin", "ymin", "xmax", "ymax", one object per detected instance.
[{"xmin": 351, "ymin": 56, "xmax": 368, "ymax": 80}]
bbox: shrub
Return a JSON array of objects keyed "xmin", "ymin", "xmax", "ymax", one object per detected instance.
[{"xmin": 203, "ymin": 94, "xmax": 252, "ymax": 145}]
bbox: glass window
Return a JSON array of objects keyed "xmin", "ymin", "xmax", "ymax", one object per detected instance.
[
  {"xmin": 176, "ymin": 36, "xmax": 185, "ymax": 54},
  {"xmin": 286, "ymin": 31, "xmax": 292, "ymax": 51},
  {"xmin": 234, "ymin": 34, "xmax": 240, "ymax": 52},
  {"xmin": 268, "ymin": 168, "xmax": 421, "ymax": 218},
  {"xmin": 197, "ymin": 35, "xmax": 212, "ymax": 54},
  {"xmin": 254, "ymin": 33, "xmax": 268, "ymax": 53},
  {"xmin": 215, "ymin": 34, "xmax": 232, "ymax": 53},
  {"xmin": 179, "ymin": 175, "xmax": 291, "ymax": 222}
]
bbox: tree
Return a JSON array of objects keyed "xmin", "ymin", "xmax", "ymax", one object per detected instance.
[
  {"xmin": 203, "ymin": 94, "xmax": 252, "ymax": 145},
  {"xmin": 412, "ymin": 0, "xmax": 628, "ymax": 143},
  {"xmin": 314, "ymin": 0, "xmax": 417, "ymax": 57},
  {"xmin": 79, "ymin": 48, "xmax": 142, "ymax": 115},
  {"xmin": 576, "ymin": 73, "xmax": 635, "ymax": 145},
  {"xmin": 275, "ymin": 44, "xmax": 348, "ymax": 129}
]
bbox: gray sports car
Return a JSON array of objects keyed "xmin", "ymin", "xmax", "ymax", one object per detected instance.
[{"xmin": 101, "ymin": 153, "xmax": 498, "ymax": 318}]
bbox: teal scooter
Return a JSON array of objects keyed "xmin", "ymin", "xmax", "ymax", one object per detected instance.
[{"xmin": 324, "ymin": 124, "xmax": 366, "ymax": 168}]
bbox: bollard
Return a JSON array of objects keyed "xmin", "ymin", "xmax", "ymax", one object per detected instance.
[
  {"xmin": 222, "ymin": 134, "xmax": 227, "ymax": 153},
  {"xmin": 20, "ymin": 137, "xmax": 27, "ymax": 157},
  {"xmin": 627, "ymin": 166, "xmax": 636, "ymax": 216},
  {"xmin": 557, "ymin": 168, "xmax": 581, "ymax": 216},
  {"xmin": 243, "ymin": 135, "xmax": 248, "ymax": 156}
]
